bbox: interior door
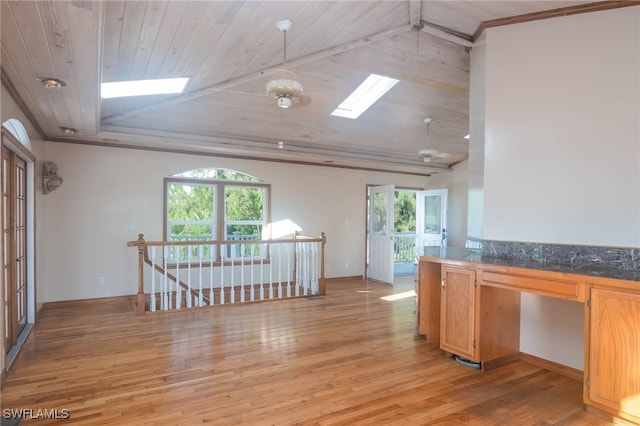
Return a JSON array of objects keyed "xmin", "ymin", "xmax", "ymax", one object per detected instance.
[
  {"xmin": 416, "ymin": 189, "xmax": 448, "ymax": 251},
  {"xmin": 1, "ymin": 146, "xmax": 27, "ymax": 352},
  {"xmin": 368, "ymin": 185, "xmax": 395, "ymax": 284}
]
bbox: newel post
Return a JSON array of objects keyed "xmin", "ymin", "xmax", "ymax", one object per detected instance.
[
  {"xmin": 134, "ymin": 234, "xmax": 146, "ymax": 315},
  {"xmin": 319, "ymin": 232, "xmax": 326, "ymax": 295}
]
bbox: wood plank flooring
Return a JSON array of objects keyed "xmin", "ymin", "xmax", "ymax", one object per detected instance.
[{"xmin": 1, "ymin": 278, "xmax": 620, "ymax": 425}]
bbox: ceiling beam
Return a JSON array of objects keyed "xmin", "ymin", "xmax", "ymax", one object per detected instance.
[
  {"xmin": 98, "ymin": 123, "xmax": 452, "ymax": 171},
  {"xmin": 102, "ymin": 24, "xmax": 413, "ymax": 124},
  {"xmin": 409, "ymin": 0, "xmax": 421, "ymax": 27},
  {"xmin": 420, "ymin": 21, "xmax": 474, "ymax": 48}
]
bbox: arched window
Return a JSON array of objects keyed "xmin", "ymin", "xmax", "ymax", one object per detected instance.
[
  {"xmin": 2, "ymin": 119, "xmax": 32, "ymax": 152},
  {"xmin": 164, "ymin": 168, "xmax": 270, "ymax": 260}
]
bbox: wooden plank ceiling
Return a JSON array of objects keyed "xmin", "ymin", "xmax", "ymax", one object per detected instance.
[{"xmin": 1, "ymin": 1, "xmax": 610, "ymax": 175}]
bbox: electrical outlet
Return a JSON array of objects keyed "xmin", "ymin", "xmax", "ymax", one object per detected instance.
[{"xmin": 99, "ymin": 276, "xmax": 106, "ymax": 285}]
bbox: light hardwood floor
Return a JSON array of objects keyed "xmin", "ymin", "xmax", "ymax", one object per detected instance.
[{"xmin": 1, "ymin": 278, "xmax": 620, "ymax": 425}]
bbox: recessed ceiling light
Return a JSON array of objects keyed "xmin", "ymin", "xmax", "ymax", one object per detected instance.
[
  {"xmin": 331, "ymin": 74, "xmax": 399, "ymax": 119},
  {"xmin": 38, "ymin": 77, "xmax": 66, "ymax": 89},
  {"xmin": 59, "ymin": 126, "xmax": 77, "ymax": 136},
  {"xmin": 101, "ymin": 77, "xmax": 189, "ymax": 99}
]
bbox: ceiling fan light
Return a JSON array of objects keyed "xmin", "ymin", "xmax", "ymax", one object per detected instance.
[
  {"xmin": 418, "ymin": 148, "xmax": 438, "ymax": 156},
  {"xmin": 277, "ymin": 96, "xmax": 292, "ymax": 109},
  {"xmin": 266, "ymin": 79, "xmax": 303, "ymax": 96}
]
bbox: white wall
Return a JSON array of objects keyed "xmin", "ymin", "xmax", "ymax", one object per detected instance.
[
  {"xmin": 467, "ymin": 33, "xmax": 486, "ymax": 240},
  {"xmin": 484, "ymin": 8, "xmax": 640, "ymax": 246},
  {"xmin": 473, "ymin": 7, "xmax": 640, "ymax": 370},
  {"xmin": 39, "ymin": 142, "xmax": 434, "ymax": 302}
]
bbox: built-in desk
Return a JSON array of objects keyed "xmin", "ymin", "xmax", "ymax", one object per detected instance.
[{"xmin": 418, "ymin": 247, "xmax": 640, "ymax": 424}]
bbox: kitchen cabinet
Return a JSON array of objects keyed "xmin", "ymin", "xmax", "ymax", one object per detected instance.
[
  {"xmin": 440, "ymin": 265, "xmax": 478, "ymax": 360},
  {"xmin": 586, "ymin": 287, "xmax": 640, "ymax": 424},
  {"xmin": 418, "ymin": 251, "xmax": 640, "ymax": 424}
]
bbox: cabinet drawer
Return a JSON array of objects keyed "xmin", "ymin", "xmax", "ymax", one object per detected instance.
[{"xmin": 481, "ymin": 271, "xmax": 584, "ymax": 301}]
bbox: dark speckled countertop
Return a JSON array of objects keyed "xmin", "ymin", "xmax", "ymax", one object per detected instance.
[{"xmin": 421, "ymin": 246, "xmax": 640, "ymax": 283}]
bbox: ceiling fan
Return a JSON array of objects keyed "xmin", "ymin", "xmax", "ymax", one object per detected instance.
[
  {"xmin": 266, "ymin": 19, "xmax": 308, "ymax": 109},
  {"xmin": 418, "ymin": 118, "xmax": 449, "ymax": 163}
]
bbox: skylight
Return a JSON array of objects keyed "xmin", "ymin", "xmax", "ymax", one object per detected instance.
[
  {"xmin": 331, "ymin": 74, "xmax": 399, "ymax": 119},
  {"xmin": 101, "ymin": 77, "xmax": 189, "ymax": 99}
]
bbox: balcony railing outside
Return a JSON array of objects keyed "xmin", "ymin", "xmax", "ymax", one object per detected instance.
[{"xmin": 394, "ymin": 233, "xmax": 416, "ymax": 264}]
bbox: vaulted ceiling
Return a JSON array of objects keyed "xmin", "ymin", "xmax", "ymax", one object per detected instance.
[{"xmin": 1, "ymin": 1, "xmax": 617, "ymax": 175}]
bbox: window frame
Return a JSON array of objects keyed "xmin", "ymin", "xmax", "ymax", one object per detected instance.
[{"xmin": 163, "ymin": 177, "xmax": 271, "ymax": 266}]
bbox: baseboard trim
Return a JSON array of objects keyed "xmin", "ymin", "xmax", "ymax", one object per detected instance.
[
  {"xmin": 325, "ymin": 275, "xmax": 363, "ymax": 282},
  {"xmin": 520, "ymin": 352, "xmax": 583, "ymax": 382},
  {"xmin": 481, "ymin": 352, "xmax": 520, "ymax": 371},
  {"xmin": 42, "ymin": 294, "xmax": 137, "ymax": 310}
]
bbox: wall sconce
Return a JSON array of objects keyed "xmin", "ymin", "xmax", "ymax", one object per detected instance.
[{"xmin": 43, "ymin": 161, "xmax": 63, "ymax": 194}]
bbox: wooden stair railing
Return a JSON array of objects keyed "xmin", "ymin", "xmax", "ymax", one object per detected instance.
[
  {"xmin": 142, "ymin": 244, "xmax": 209, "ymax": 306},
  {"xmin": 128, "ymin": 233, "xmax": 326, "ymax": 315}
]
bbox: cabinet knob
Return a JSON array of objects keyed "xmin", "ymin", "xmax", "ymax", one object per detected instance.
[{"xmin": 441, "ymin": 278, "xmax": 445, "ymax": 289}]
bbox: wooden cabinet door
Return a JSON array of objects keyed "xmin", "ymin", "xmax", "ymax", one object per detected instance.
[
  {"xmin": 440, "ymin": 265, "xmax": 477, "ymax": 360},
  {"xmin": 587, "ymin": 287, "xmax": 640, "ymax": 423}
]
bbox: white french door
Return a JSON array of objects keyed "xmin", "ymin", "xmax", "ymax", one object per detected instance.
[
  {"xmin": 416, "ymin": 189, "xmax": 448, "ymax": 251},
  {"xmin": 367, "ymin": 185, "xmax": 395, "ymax": 284}
]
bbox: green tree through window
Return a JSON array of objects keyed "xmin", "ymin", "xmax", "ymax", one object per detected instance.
[{"xmin": 394, "ymin": 191, "xmax": 416, "ymax": 232}]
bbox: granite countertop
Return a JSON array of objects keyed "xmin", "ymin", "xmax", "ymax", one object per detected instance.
[{"xmin": 420, "ymin": 246, "xmax": 640, "ymax": 283}]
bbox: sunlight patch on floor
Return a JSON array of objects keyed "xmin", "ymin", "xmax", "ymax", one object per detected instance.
[{"xmin": 380, "ymin": 289, "xmax": 416, "ymax": 302}]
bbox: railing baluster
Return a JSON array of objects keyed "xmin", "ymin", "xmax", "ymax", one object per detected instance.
[
  {"xmin": 307, "ymin": 242, "xmax": 312, "ymax": 294},
  {"xmin": 250, "ymin": 245, "xmax": 255, "ymax": 302},
  {"xmin": 286, "ymin": 243, "xmax": 292, "ymax": 298},
  {"xmin": 277, "ymin": 244, "xmax": 282, "ymax": 298},
  {"xmin": 209, "ymin": 244, "xmax": 214, "ymax": 306},
  {"xmin": 220, "ymin": 252, "xmax": 225, "ymax": 305},
  {"xmin": 269, "ymin": 244, "xmax": 274, "ymax": 300},
  {"xmin": 297, "ymin": 242, "xmax": 303, "ymax": 295},
  {"xmin": 312, "ymin": 242, "xmax": 318, "ymax": 294},
  {"xmin": 198, "ymin": 245, "xmax": 203, "ymax": 307},
  {"xmin": 302, "ymin": 242, "xmax": 307, "ymax": 296},
  {"xmin": 260, "ymin": 243, "xmax": 265, "ymax": 300},
  {"xmin": 162, "ymin": 247, "xmax": 168, "ymax": 310},
  {"xmin": 230, "ymin": 253, "xmax": 235, "ymax": 304},
  {"xmin": 240, "ymin": 243, "xmax": 245, "ymax": 303},
  {"xmin": 176, "ymin": 254, "xmax": 181, "ymax": 309},
  {"xmin": 168, "ymin": 247, "xmax": 173, "ymax": 310},
  {"xmin": 150, "ymin": 246, "xmax": 157, "ymax": 312},
  {"xmin": 187, "ymin": 245, "xmax": 192, "ymax": 308}
]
